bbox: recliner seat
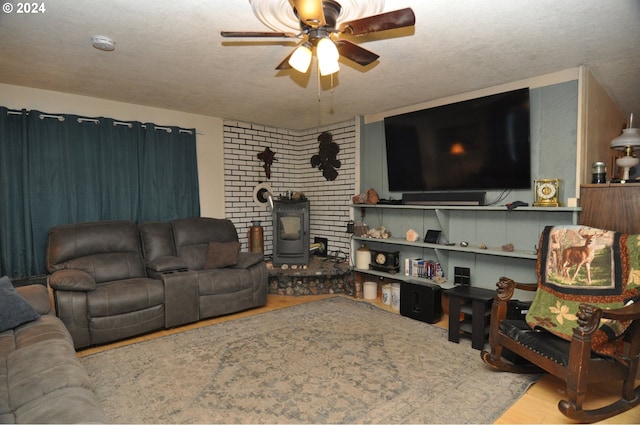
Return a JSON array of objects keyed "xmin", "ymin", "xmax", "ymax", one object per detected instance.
[{"xmin": 47, "ymin": 220, "xmax": 165, "ymax": 349}]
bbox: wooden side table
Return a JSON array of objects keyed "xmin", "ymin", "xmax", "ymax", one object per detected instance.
[{"xmin": 447, "ymin": 285, "xmax": 495, "ymax": 350}]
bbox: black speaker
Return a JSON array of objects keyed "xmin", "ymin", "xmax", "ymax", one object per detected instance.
[
  {"xmin": 402, "ymin": 192, "xmax": 486, "ymax": 206},
  {"xmin": 400, "ymin": 280, "xmax": 442, "ymax": 324}
]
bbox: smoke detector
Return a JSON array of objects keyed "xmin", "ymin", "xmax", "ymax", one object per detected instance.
[{"xmin": 91, "ymin": 35, "xmax": 115, "ymax": 51}]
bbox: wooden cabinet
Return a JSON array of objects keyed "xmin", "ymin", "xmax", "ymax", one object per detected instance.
[{"xmin": 579, "ymin": 184, "xmax": 640, "ymax": 234}]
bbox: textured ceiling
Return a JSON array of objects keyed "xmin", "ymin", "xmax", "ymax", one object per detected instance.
[{"xmin": 0, "ymin": 0, "xmax": 638, "ymax": 130}]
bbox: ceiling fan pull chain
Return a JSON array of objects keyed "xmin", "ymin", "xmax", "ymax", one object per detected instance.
[{"xmin": 317, "ymin": 64, "xmax": 321, "ymax": 102}]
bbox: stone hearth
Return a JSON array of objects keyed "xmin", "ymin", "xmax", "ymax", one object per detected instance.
[{"xmin": 268, "ymin": 256, "xmax": 354, "ymax": 296}]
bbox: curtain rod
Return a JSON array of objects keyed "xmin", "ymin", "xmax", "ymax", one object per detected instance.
[{"xmin": 6, "ymin": 108, "xmax": 196, "ymax": 135}]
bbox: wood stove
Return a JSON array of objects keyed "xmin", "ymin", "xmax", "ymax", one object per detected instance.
[{"xmin": 272, "ymin": 200, "xmax": 310, "ymax": 266}]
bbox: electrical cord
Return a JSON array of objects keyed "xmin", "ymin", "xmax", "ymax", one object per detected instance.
[{"xmin": 484, "ymin": 189, "xmax": 512, "ymax": 206}]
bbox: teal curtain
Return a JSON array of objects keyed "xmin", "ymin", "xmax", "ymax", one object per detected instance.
[
  {"xmin": 0, "ymin": 107, "xmax": 200, "ymax": 278},
  {"xmin": 0, "ymin": 110, "xmax": 35, "ymax": 275},
  {"xmin": 139, "ymin": 123, "xmax": 200, "ymax": 221}
]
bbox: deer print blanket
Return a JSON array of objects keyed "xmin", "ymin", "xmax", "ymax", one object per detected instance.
[{"xmin": 526, "ymin": 225, "xmax": 640, "ymax": 357}]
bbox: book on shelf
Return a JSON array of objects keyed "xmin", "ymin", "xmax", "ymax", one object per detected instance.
[{"xmin": 404, "ymin": 258, "xmax": 444, "ymax": 279}]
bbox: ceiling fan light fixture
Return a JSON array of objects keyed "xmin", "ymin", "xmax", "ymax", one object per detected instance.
[
  {"xmin": 317, "ymin": 37, "xmax": 340, "ymax": 76},
  {"xmin": 318, "ymin": 57, "xmax": 340, "ymax": 76},
  {"xmin": 250, "ymin": 0, "xmax": 385, "ymax": 32},
  {"xmin": 288, "ymin": 42, "xmax": 313, "ymax": 73},
  {"xmin": 316, "ymin": 37, "xmax": 339, "ymax": 62}
]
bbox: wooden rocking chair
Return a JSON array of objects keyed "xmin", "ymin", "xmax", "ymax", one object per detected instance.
[{"xmin": 481, "ymin": 225, "xmax": 640, "ymax": 423}]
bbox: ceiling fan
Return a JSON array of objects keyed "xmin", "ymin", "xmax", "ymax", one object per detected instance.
[{"xmin": 221, "ymin": 0, "xmax": 415, "ymax": 76}]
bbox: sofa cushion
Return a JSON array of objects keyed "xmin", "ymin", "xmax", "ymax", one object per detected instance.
[
  {"xmin": 6, "ymin": 338, "xmax": 94, "ymax": 412},
  {"xmin": 204, "ymin": 241, "xmax": 240, "ymax": 269},
  {"xmin": 171, "ymin": 217, "xmax": 239, "ymax": 270},
  {"xmin": 13, "ymin": 314, "xmax": 74, "ymax": 349},
  {"xmin": 47, "ymin": 220, "xmax": 147, "ymax": 282},
  {"xmin": 87, "ymin": 278, "xmax": 164, "ymax": 317},
  {"xmin": 0, "ymin": 314, "xmax": 108, "ymax": 423},
  {"xmin": 197, "ymin": 268, "xmax": 253, "ymax": 296},
  {"xmin": 14, "ymin": 386, "xmax": 107, "ymax": 424},
  {"xmin": 0, "ymin": 276, "xmax": 40, "ymax": 332},
  {"xmin": 139, "ymin": 221, "xmax": 177, "ymax": 262}
]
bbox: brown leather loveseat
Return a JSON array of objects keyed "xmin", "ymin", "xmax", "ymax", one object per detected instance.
[{"xmin": 47, "ymin": 218, "xmax": 267, "ymax": 349}]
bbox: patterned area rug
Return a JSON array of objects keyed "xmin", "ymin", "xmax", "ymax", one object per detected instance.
[{"xmin": 80, "ymin": 297, "xmax": 539, "ymax": 423}]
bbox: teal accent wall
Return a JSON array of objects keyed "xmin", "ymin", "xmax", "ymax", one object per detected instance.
[{"xmin": 360, "ymin": 80, "xmax": 579, "ymax": 205}]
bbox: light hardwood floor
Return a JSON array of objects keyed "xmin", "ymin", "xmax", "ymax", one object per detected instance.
[{"xmin": 77, "ymin": 294, "xmax": 640, "ymax": 424}]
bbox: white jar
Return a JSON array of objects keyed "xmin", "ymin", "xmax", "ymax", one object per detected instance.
[
  {"xmin": 381, "ymin": 284, "xmax": 392, "ymax": 305},
  {"xmin": 363, "ymin": 281, "xmax": 377, "ymax": 299},
  {"xmin": 391, "ymin": 283, "xmax": 401, "ymax": 310},
  {"xmin": 355, "ymin": 245, "xmax": 371, "ymax": 270}
]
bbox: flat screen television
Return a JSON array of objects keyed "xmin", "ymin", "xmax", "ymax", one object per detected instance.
[{"xmin": 384, "ymin": 88, "xmax": 531, "ymax": 192}]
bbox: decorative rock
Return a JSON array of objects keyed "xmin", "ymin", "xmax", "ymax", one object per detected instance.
[
  {"xmin": 460, "ymin": 241, "xmax": 469, "ymax": 247},
  {"xmin": 366, "ymin": 226, "xmax": 391, "ymax": 239},
  {"xmin": 478, "ymin": 243, "xmax": 487, "ymax": 249},
  {"xmin": 406, "ymin": 229, "xmax": 420, "ymax": 242},
  {"xmin": 501, "ymin": 243, "xmax": 514, "ymax": 252}
]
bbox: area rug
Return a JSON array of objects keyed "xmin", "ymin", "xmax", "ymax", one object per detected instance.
[{"xmin": 80, "ymin": 297, "xmax": 539, "ymax": 424}]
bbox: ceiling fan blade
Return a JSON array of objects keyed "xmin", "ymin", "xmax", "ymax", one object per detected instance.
[
  {"xmin": 335, "ymin": 40, "xmax": 379, "ymax": 66},
  {"xmin": 339, "ymin": 8, "xmax": 415, "ymax": 36},
  {"xmin": 289, "ymin": 0, "xmax": 326, "ymax": 27},
  {"xmin": 276, "ymin": 52, "xmax": 294, "ymax": 70},
  {"xmin": 221, "ymin": 31, "xmax": 297, "ymax": 38}
]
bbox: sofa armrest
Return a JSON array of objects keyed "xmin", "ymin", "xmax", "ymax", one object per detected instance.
[
  {"xmin": 49, "ymin": 269, "xmax": 96, "ymax": 292},
  {"xmin": 16, "ymin": 284, "xmax": 51, "ymax": 315},
  {"xmin": 146, "ymin": 255, "xmax": 189, "ymax": 273},
  {"xmin": 233, "ymin": 252, "xmax": 264, "ymax": 269}
]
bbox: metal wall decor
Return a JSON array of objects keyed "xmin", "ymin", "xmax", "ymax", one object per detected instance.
[
  {"xmin": 257, "ymin": 147, "xmax": 277, "ymax": 179},
  {"xmin": 310, "ymin": 131, "xmax": 341, "ymax": 181}
]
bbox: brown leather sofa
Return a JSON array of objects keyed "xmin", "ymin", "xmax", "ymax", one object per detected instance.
[
  {"xmin": 47, "ymin": 218, "xmax": 268, "ymax": 349},
  {"xmin": 140, "ymin": 217, "xmax": 268, "ymax": 328}
]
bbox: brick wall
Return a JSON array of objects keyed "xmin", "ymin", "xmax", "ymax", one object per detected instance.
[{"xmin": 223, "ymin": 119, "xmax": 356, "ymax": 262}]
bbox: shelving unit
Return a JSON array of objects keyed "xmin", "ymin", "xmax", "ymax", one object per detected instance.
[{"xmin": 350, "ymin": 204, "xmax": 581, "ymax": 293}]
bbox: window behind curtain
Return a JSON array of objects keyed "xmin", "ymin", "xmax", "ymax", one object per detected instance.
[{"xmin": 0, "ymin": 107, "xmax": 200, "ymax": 278}]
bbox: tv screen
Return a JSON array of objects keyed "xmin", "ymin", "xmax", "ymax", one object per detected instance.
[{"xmin": 384, "ymin": 88, "xmax": 531, "ymax": 192}]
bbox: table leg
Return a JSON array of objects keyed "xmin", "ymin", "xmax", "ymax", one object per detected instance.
[
  {"xmin": 448, "ymin": 295, "xmax": 461, "ymax": 343},
  {"xmin": 471, "ymin": 299, "xmax": 486, "ymax": 350}
]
